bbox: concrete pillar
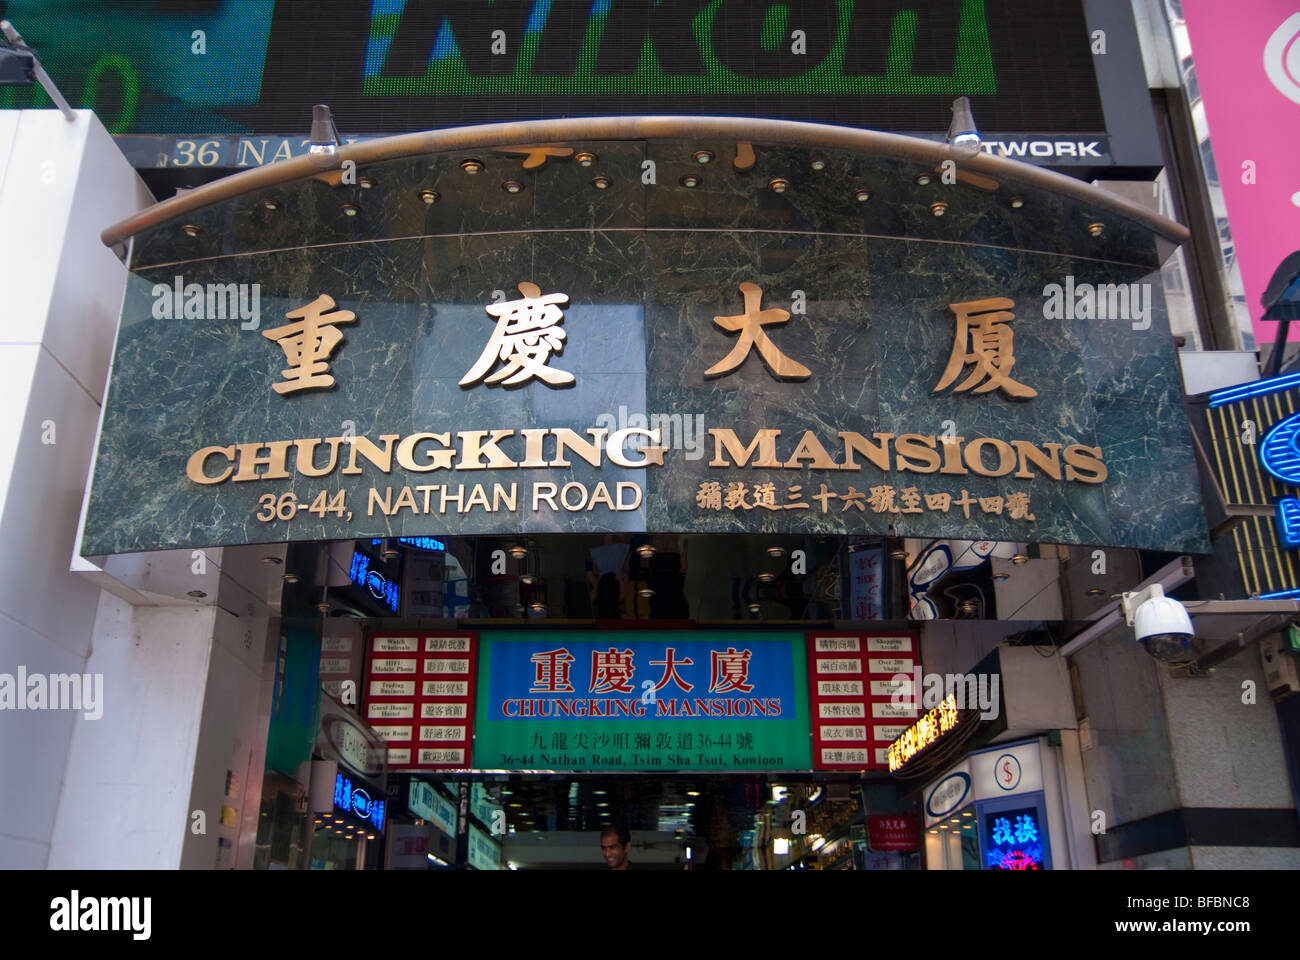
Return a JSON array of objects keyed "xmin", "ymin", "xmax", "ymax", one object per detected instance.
[
  {"xmin": 1075, "ymin": 622, "xmax": 1300, "ymax": 868},
  {"xmin": 0, "ymin": 109, "xmax": 152, "ymax": 867}
]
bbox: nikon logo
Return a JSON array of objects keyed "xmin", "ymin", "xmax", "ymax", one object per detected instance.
[{"xmin": 366, "ymin": 0, "xmax": 996, "ymax": 93}]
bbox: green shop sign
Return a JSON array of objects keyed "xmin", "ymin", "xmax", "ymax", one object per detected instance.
[{"xmin": 474, "ymin": 631, "xmax": 811, "ymax": 771}]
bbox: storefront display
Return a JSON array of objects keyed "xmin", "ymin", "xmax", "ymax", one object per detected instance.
[{"xmin": 921, "ymin": 738, "xmax": 1063, "ymax": 870}]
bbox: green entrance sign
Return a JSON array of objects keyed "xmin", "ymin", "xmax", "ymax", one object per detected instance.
[{"xmin": 474, "ymin": 631, "xmax": 810, "ymax": 771}]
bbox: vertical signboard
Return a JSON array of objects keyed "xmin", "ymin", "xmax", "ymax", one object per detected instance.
[
  {"xmin": 468, "ymin": 825, "xmax": 501, "ymax": 871},
  {"xmin": 319, "ymin": 632, "xmax": 358, "ymax": 701},
  {"xmin": 808, "ymin": 632, "xmax": 918, "ymax": 770},
  {"xmin": 266, "ymin": 625, "xmax": 321, "ymax": 776},
  {"xmin": 408, "ymin": 779, "xmax": 458, "ymax": 837},
  {"xmin": 847, "ymin": 546, "xmax": 885, "ymax": 620},
  {"xmin": 363, "ymin": 633, "xmax": 477, "ymax": 770}
]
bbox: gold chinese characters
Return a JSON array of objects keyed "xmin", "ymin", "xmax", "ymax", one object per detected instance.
[
  {"xmin": 934, "ymin": 297, "xmax": 1037, "ymax": 399},
  {"xmin": 461, "ymin": 281, "xmax": 575, "ymax": 388},
  {"xmin": 262, "ymin": 294, "xmax": 356, "ymax": 394},
  {"xmin": 259, "ymin": 287, "xmax": 1042, "ymax": 401},
  {"xmin": 696, "ymin": 480, "xmax": 1035, "ymax": 522},
  {"xmin": 705, "ymin": 282, "xmax": 811, "ymax": 380}
]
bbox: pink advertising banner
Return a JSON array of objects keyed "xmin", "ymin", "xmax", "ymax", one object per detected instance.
[{"xmin": 1182, "ymin": 2, "xmax": 1300, "ymax": 345}]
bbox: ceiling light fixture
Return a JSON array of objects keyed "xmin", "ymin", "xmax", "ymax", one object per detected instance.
[
  {"xmin": 307, "ymin": 104, "xmax": 342, "ymax": 166},
  {"xmin": 946, "ymin": 95, "xmax": 982, "ymax": 158}
]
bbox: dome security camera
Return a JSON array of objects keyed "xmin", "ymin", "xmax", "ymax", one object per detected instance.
[{"xmin": 1122, "ymin": 584, "xmax": 1195, "ymax": 664}]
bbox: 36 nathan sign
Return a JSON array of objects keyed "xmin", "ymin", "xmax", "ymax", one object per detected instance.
[{"xmin": 473, "ymin": 632, "xmax": 811, "ymax": 771}]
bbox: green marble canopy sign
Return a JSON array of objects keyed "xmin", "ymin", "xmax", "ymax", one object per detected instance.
[{"xmin": 82, "ymin": 138, "xmax": 1209, "ymax": 556}]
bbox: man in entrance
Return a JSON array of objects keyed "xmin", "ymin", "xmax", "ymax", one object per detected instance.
[{"xmin": 600, "ymin": 825, "xmax": 631, "ymax": 870}]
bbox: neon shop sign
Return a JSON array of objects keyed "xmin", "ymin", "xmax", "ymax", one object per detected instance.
[
  {"xmin": 1217, "ymin": 373, "xmax": 1300, "ymax": 557},
  {"xmin": 334, "ymin": 773, "xmax": 386, "ymax": 832},
  {"xmin": 983, "ymin": 808, "xmax": 1043, "ymax": 870},
  {"xmin": 349, "ymin": 550, "xmax": 400, "ymax": 613}
]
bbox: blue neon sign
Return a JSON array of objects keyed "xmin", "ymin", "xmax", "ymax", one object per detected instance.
[
  {"xmin": 334, "ymin": 773, "xmax": 386, "ymax": 832},
  {"xmin": 1259, "ymin": 412, "xmax": 1300, "ymax": 486},
  {"xmin": 1208, "ymin": 371, "xmax": 1300, "ymax": 407},
  {"xmin": 983, "ymin": 807, "xmax": 1043, "ymax": 870},
  {"xmin": 1277, "ymin": 498, "xmax": 1300, "ymax": 549},
  {"xmin": 1222, "ymin": 376, "xmax": 1300, "ymax": 551},
  {"xmin": 348, "ymin": 551, "xmax": 399, "ymax": 613},
  {"xmin": 371, "ymin": 537, "xmax": 445, "ymax": 552}
]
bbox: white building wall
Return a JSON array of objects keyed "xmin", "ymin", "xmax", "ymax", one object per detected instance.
[
  {"xmin": 0, "ymin": 109, "xmax": 152, "ymax": 867},
  {"xmin": 0, "ymin": 110, "xmax": 280, "ymax": 870},
  {"xmin": 47, "ymin": 598, "xmax": 216, "ymax": 868}
]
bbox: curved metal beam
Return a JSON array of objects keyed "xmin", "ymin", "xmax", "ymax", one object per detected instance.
[{"xmin": 101, "ymin": 115, "xmax": 1189, "ymax": 247}]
